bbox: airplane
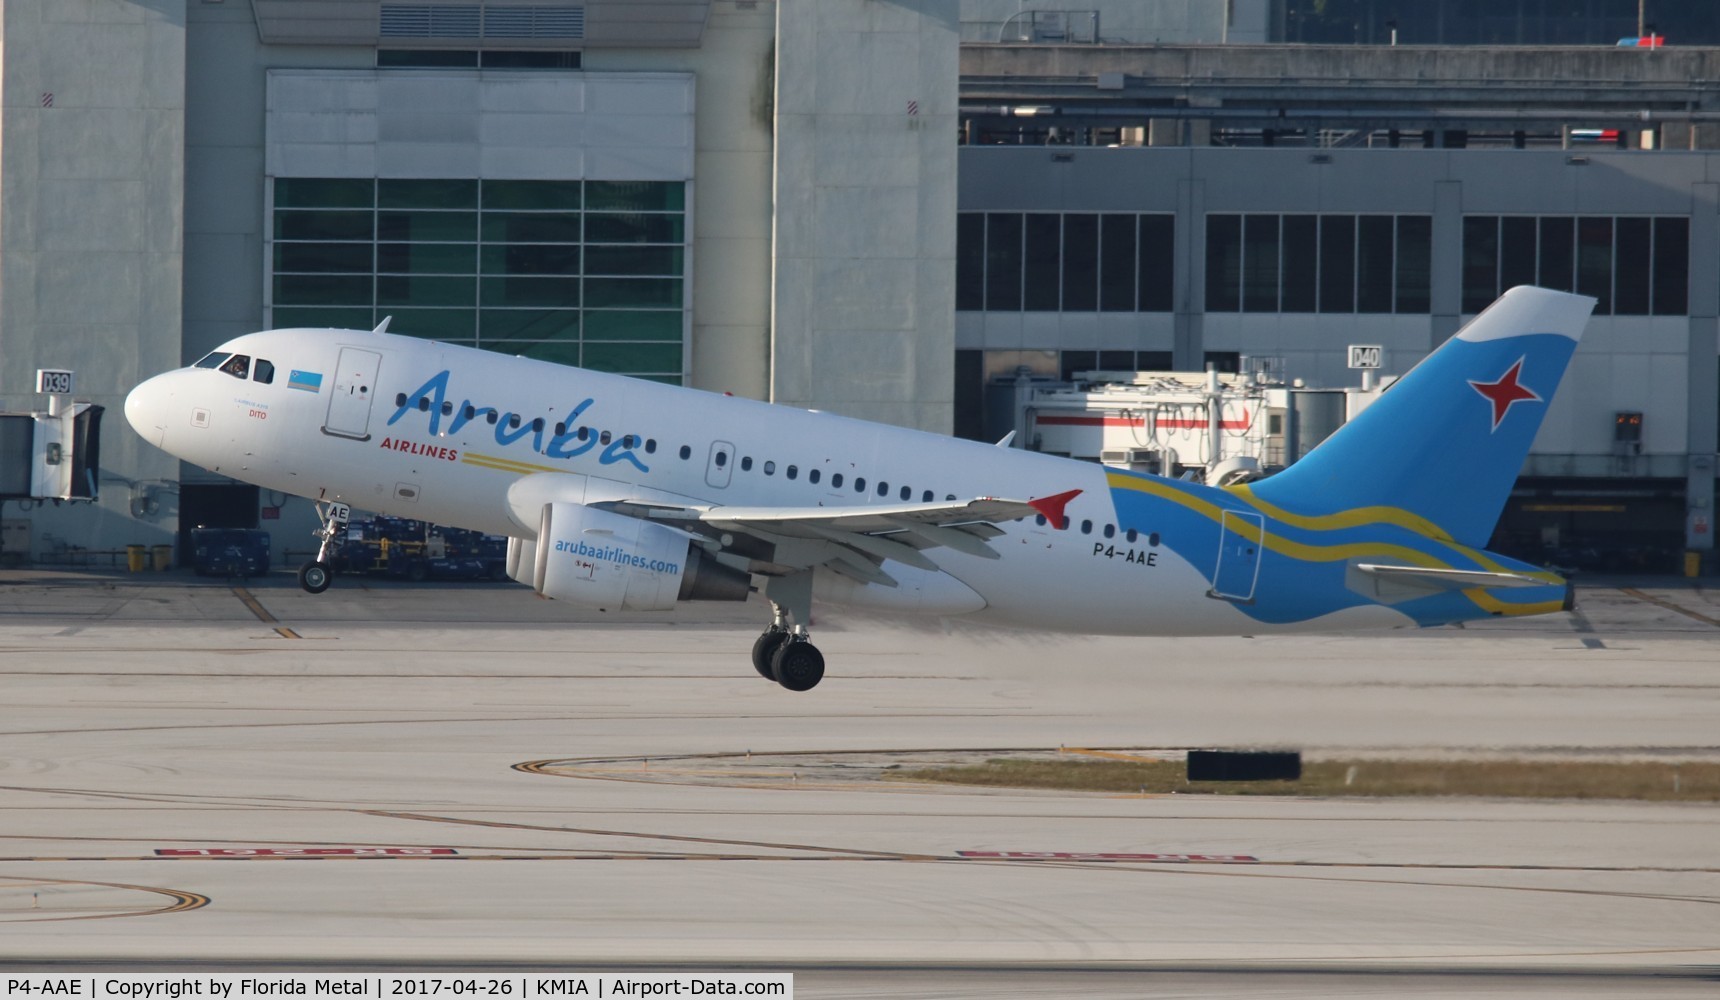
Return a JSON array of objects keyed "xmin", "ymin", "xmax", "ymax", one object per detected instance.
[{"xmin": 125, "ymin": 285, "xmax": 1595, "ymax": 691}]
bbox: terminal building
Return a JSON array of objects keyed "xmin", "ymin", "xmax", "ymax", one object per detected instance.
[{"xmin": 0, "ymin": 0, "xmax": 1713, "ymax": 572}]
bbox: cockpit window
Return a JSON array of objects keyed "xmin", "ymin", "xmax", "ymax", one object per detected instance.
[
  {"xmin": 194, "ymin": 352, "xmax": 231, "ymax": 370},
  {"xmin": 253, "ymin": 359, "xmax": 276, "ymax": 385},
  {"xmin": 220, "ymin": 354, "xmax": 251, "ymax": 379}
]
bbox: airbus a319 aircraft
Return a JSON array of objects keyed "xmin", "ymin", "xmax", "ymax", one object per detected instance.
[{"xmin": 126, "ymin": 286, "xmax": 1594, "ymax": 691}]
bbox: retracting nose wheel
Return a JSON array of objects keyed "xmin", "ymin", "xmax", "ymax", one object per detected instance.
[
  {"xmin": 299, "ymin": 500, "xmax": 349, "ymax": 594},
  {"xmin": 298, "ymin": 561, "xmax": 332, "ymax": 595}
]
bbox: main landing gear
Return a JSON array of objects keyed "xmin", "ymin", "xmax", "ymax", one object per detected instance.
[
  {"xmin": 298, "ymin": 500, "xmax": 349, "ymax": 594},
  {"xmin": 752, "ymin": 572, "xmax": 824, "ymax": 692}
]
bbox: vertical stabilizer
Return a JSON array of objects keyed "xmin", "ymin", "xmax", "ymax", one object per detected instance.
[{"xmin": 1249, "ymin": 286, "xmax": 1595, "ymax": 547}]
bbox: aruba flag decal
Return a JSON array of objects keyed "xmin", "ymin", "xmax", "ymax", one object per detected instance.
[{"xmin": 288, "ymin": 370, "xmax": 324, "ymax": 393}]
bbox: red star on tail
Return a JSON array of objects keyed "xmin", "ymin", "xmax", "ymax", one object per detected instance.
[{"xmin": 1468, "ymin": 358, "xmax": 1541, "ymax": 431}]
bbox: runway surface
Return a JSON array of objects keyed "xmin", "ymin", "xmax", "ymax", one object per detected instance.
[{"xmin": 0, "ymin": 569, "xmax": 1716, "ymax": 997}]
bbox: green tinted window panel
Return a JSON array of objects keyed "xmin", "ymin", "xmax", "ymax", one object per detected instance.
[
  {"xmin": 378, "ymin": 275, "xmax": 477, "ymax": 307},
  {"xmin": 585, "ymin": 278, "xmax": 682, "ymax": 309},
  {"xmin": 481, "ymin": 180, "xmax": 582, "ymax": 211},
  {"xmin": 272, "ymin": 306, "xmax": 375, "ymax": 330},
  {"xmin": 274, "ymin": 178, "xmax": 374, "ymax": 209},
  {"xmin": 480, "ymin": 212, "xmax": 581, "ymax": 243},
  {"xmin": 517, "ymin": 340, "xmax": 584, "ymax": 367},
  {"xmin": 274, "ymin": 242, "xmax": 374, "ymax": 274},
  {"xmin": 585, "ymin": 181, "xmax": 684, "ymax": 212},
  {"xmin": 387, "ymin": 308, "xmax": 477, "ymax": 340},
  {"xmin": 274, "ymin": 274, "xmax": 373, "ymax": 306},
  {"xmin": 482, "ymin": 331, "xmax": 579, "ymax": 359},
  {"xmin": 377, "ymin": 242, "xmax": 478, "ymax": 274},
  {"xmin": 479, "ymin": 276, "xmax": 580, "ymax": 307},
  {"xmin": 378, "ymin": 211, "xmax": 478, "ymax": 242},
  {"xmin": 582, "ymin": 341, "xmax": 682, "ymax": 375},
  {"xmin": 379, "ymin": 179, "xmax": 478, "ymax": 209},
  {"xmin": 585, "ymin": 213, "xmax": 685, "ymax": 244},
  {"xmin": 480, "ymin": 244, "xmax": 580, "ymax": 276},
  {"xmin": 274, "ymin": 210, "xmax": 374, "ymax": 241},
  {"xmin": 479, "ymin": 308, "xmax": 579, "ymax": 341},
  {"xmin": 583, "ymin": 245, "xmax": 684, "ymax": 276},
  {"xmin": 634, "ymin": 374, "xmax": 683, "ymax": 386},
  {"xmin": 378, "ymin": 49, "xmax": 478, "ymax": 68},
  {"xmin": 582, "ymin": 310, "xmax": 682, "ymax": 341}
]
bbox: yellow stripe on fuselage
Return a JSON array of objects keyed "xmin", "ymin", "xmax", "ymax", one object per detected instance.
[
  {"xmin": 1105, "ymin": 471, "xmax": 1564, "ymax": 613},
  {"xmin": 462, "ymin": 451, "xmax": 564, "ymax": 476}
]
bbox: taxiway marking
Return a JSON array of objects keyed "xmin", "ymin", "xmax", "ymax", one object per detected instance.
[{"xmin": 231, "ymin": 585, "xmax": 301, "ymax": 639}]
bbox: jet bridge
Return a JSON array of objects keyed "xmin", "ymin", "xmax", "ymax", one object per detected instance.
[
  {"xmin": 0, "ymin": 370, "xmax": 104, "ymax": 503},
  {"xmin": 996, "ymin": 365, "xmax": 1390, "ymax": 485}
]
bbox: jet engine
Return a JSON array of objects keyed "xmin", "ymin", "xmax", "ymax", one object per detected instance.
[
  {"xmin": 505, "ymin": 535, "xmax": 536, "ymax": 586},
  {"xmin": 532, "ymin": 502, "xmax": 750, "ymax": 611}
]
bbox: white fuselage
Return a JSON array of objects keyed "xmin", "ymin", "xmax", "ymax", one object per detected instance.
[{"xmin": 126, "ymin": 329, "xmax": 1408, "ymax": 635}]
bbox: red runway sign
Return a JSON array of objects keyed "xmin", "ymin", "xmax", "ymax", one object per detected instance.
[
  {"xmin": 156, "ymin": 847, "xmax": 457, "ymax": 857},
  {"xmin": 959, "ymin": 851, "xmax": 1257, "ymax": 863}
]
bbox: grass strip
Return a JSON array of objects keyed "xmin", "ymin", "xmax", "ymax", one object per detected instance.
[{"xmin": 881, "ymin": 757, "xmax": 1720, "ymax": 801}]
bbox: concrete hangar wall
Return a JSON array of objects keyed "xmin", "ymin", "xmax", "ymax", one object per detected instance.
[
  {"xmin": 0, "ymin": 0, "xmax": 959, "ymax": 562},
  {"xmin": 956, "ymin": 146, "xmax": 1720, "ymax": 564}
]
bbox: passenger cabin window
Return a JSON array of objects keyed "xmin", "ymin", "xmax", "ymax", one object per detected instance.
[
  {"xmin": 253, "ymin": 359, "xmax": 276, "ymax": 385},
  {"xmin": 810, "ymin": 469, "xmax": 822, "ymax": 484},
  {"xmin": 741, "ymin": 456, "xmax": 753, "ymax": 471},
  {"xmin": 220, "ymin": 354, "xmax": 251, "ymax": 380},
  {"xmin": 194, "ymin": 352, "xmax": 231, "ymax": 370},
  {"xmin": 830, "ymin": 473, "xmax": 842, "ymax": 488},
  {"xmin": 679, "ymin": 445, "xmax": 691, "ymax": 460}
]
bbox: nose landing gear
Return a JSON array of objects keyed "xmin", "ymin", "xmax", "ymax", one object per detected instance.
[{"xmin": 298, "ymin": 500, "xmax": 349, "ymax": 594}]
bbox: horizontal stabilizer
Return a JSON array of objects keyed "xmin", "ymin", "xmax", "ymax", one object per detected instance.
[{"xmin": 1354, "ymin": 564, "xmax": 1546, "ymax": 590}]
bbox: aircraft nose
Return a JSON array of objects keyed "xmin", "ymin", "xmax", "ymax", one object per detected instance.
[{"xmin": 125, "ymin": 374, "xmax": 171, "ymax": 447}]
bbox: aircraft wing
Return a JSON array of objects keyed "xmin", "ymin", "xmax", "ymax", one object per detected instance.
[
  {"xmin": 1353, "ymin": 564, "xmax": 1548, "ymax": 590},
  {"xmin": 598, "ymin": 492, "xmax": 1077, "ymax": 587}
]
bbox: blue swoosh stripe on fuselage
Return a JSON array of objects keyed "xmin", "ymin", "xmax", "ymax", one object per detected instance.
[{"xmin": 1105, "ymin": 471, "xmax": 1566, "ymax": 626}]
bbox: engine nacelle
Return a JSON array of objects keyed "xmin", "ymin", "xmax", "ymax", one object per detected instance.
[
  {"xmin": 505, "ymin": 535, "xmax": 536, "ymax": 586},
  {"xmin": 533, "ymin": 502, "xmax": 749, "ymax": 611}
]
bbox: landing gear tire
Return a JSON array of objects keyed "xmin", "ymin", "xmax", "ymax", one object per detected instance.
[
  {"xmin": 298, "ymin": 560, "xmax": 333, "ymax": 594},
  {"xmin": 770, "ymin": 639, "xmax": 824, "ymax": 692},
  {"xmin": 752, "ymin": 629, "xmax": 789, "ymax": 680},
  {"xmin": 303, "ymin": 500, "xmax": 350, "ymax": 596}
]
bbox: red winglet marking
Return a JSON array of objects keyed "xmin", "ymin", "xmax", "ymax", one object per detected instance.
[{"xmin": 1028, "ymin": 489, "xmax": 1083, "ymax": 528}]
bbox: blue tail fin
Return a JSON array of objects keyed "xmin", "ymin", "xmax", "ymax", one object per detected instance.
[{"xmin": 1249, "ymin": 286, "xmax": 1595, "ymax": 547}]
